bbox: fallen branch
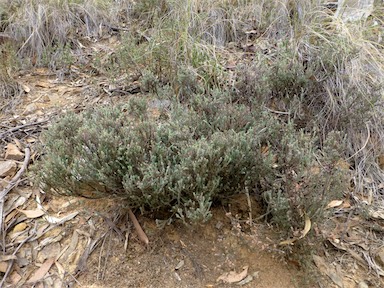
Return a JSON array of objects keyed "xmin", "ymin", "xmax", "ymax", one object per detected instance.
[
  {"xmin": 0, "ymin": 120, "xmax": 48, "ymax": 139},
  {"xmin": 128, "ymin": 208, "xmax": 149, "ymax": 245}
]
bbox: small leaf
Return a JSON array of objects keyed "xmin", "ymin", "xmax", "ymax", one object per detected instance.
[
  {"xmin": 326, "ymin": 200, "xmax": 343, "ymax": 209},
  {"xmin": 27, "ymin": 258, "xmax": 55, "ymax": 283},
  {"xmin": 0, "ymin": 255, "xmax": 17, "ymax": 261},
  {"xmin": 217, "ymin": 266, "xmax": 248, "ymax": 283},
  {"xmin": 18, "ymin": 209, "xmax": 45, "ymax": 219},
  {"xmin": 175, "ymin": 260, "xmax": 184, "ymax": 270},
  {"xmin": 279, "ymin": 238, "xmax": 297, "ymax": 245},
  {"xmin": 20, "ymin": 83, "xmax": 31, "ymax": 93},
  {"xmin": 300, "ymin": 215, "xmax": 311, "ymax": 239},
  {"xmin": 13, "ymin": 222, "xmax": 27, "ymax": 233},
  {"xmin": 0, "ymin": 261, "xmax": 8, "ymax": 272}
]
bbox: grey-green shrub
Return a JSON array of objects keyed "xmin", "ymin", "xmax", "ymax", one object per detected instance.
[{"xmin": 33, "ymin": 95, "xmax": 348, "ymax": 228}]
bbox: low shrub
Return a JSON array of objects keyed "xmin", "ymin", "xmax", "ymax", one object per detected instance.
[{"xmin": 33, "ymin": 94, "xmax": 349, "ymax": 230}]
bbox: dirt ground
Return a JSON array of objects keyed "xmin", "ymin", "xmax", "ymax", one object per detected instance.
[
  {"xmin": 1, "ymin": 69, "xmax": 309, "ymax": 287},
  {"xmin": 75, "ymin": 195, "xmax": 306, "ymax": 288},
  {"xmin": 1, "ymin": 47, "xmax": 384, "ymax": 288}
]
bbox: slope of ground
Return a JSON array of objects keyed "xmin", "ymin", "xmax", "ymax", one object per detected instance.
[{"xmin": 1, "ymin": 67, "xmax": 383, "ymax": 288}]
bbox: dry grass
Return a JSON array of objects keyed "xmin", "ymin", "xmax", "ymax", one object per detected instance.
[
  {"xmin": 0, "ymin": 0, "xmax": 132, "ymax": 67},
  {"xmin": 0, "ymin": 40, "xmax": 22, "ymax": 112}
]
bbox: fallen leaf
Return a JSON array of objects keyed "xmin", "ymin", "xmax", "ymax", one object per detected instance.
[
  {"xmin": 300, "ymin": 215, "xmax": 311, "ymax": 238},
  {"xmin": 20, "ymin": 83, "xmax": 31, "ymax": 93},
  {"xmin": 237, "ymin": 274, "xmax": 254, "ymax": 285},
  {"xmin": 217, "ymin": 266, "xmax": 248, "ymax": 283},
  {"xmin": 279, "ymin": 238, "xmax": 296, "ymax": 245},
  {"xmin": 27, "ymin": 257, "xmax": 55, "ymax": 283},
  {"xmin": 18, "ymin": 209, "xmax": 45, "ymax": 219},
  {"xmin": 175, "ymin": 260, "xmax": 184, "ymax": 270},
  {"xmin": 13, "ymin": 138, "xmax": 23, "ymax": 150},
  {"xmin": 10, "ymin": 271, "xmax": 21, "ymax": 285},
  {"xmin": 13, "ymin": 222, "xmax": 27, "ymax": 233},
  {"xmin": 328, "ymin": 270, "xmax": 344, "ymax": 288},
  {"xmin": 60, "ymin": 230, "xmax": 78, "ymax": 261},
  {"xmin": 37, "ymin": 243, "xmax": 61, "ymax": 263},
  {"xmin": 35, "ymin": 81, "xmax": 52, "ymax": 88},
  {"xmin": 313, "ymin": 255, "xmax": 328, "ymax": 273},
  {"xmin": 55, "ymin": 261, "xmax": 65, "ymax": 279},
  {"xmin": 0, "ymin": 261, "xmax": 8, "ymax": 272},
  {"xmin": 174, "ymin": 271, "xmax": 181, "ymax": 281},
  {"xmin": 26, "ymin": 137, "xmax": 36, "ymax": 143},
  {"xmin": 43, "ymin": 211, "xmax": 78, "ymax": 225},
  {"xmin": 369, "ymin": 209, "xmax": 384, "ymax": 220},
  {"xmin": 5, "ymin": 210, "xmax": 18, "ymax": 224},
  {"xmin": 313, "ymin": 255, "xmax": 344, "ymax": 288},
  {"xmin": 326, "ymin": 200, "xmax": 343, "ymax": 209},
  {"xmin": 0, "ymin": 255, "xmax": 17, "ymax": 261}
]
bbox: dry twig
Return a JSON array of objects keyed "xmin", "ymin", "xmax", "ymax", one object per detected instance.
[{"xmin": 128, "ymin": 208, "xmax": 149, "ymax": 245}]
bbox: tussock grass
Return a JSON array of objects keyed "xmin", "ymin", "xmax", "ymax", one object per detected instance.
[
  {"xmin": 0, "ymin": 0, "xmax": 132, "ymax": 67},
  {"xmin": 0, "ymin": 40, "xmax": 22, "ymax": 112}
]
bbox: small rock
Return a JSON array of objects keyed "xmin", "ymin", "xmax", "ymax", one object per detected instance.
[
  {"xmin": 0, "ymin": 160, "xmax": 17, "ymax": 177},
  {"xmin": 375, "ymin": 247, "xmax": 384, "ymax": 267},
  {"xmin": 5, "ymin": 143, "xmax": 24, "ymax": 161},
  {"xmin": 0, "ymin": 176, "xmax": 11, "ymax": 189},
  {"xmin": 16, "ymin": 257, "xmax": 29, "ymax": 268},
  {"xmin": 358, "ymin": 281, "xmax": 369, "ymax": 288},
  {"xmin": 215, "ymin": 221, "xmax": 224, "ymax": 230},
  {"xmin": 23, "ymin": 103, "xmax": 38, "ymax": 115},
  {"xmin": 40, "ymin": 94, "xmax": 51, "ymax": 103}
]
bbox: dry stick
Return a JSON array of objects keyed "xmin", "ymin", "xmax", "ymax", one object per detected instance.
[
  {"xmin": 128, "ymin": 208, "xmax": 149, "ymax": 245},
  {"xmin": 75, "ymin": 232, "xmax": 108, "ymax": 276},
  {"xmin": 101, "ymin": 232, "xmax": 112, "ymax": 280},
  {"xmin": 0, "ymin": 120, "xmax": 48, "ymax": 139},
  {"xmin": 245, "ymin": 186, "xmax": 252, "ymax": 225},
  {"xmin": 0, "ymin": 147, "xmax": 31, "ymax": 252}
]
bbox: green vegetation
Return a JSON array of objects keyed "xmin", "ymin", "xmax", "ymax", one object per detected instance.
[
  {"xmin": 33, "ymin": 94, "xmax": 347, "ymax": 230},
  {"xmin": 2, "ymin": 0, "xmax": 383, "ymax": 256}
]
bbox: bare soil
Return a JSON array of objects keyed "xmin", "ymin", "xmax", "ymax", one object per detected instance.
[{"xmin": 75, "ymin": 195, "xmax": 306, "ymax": 288}]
